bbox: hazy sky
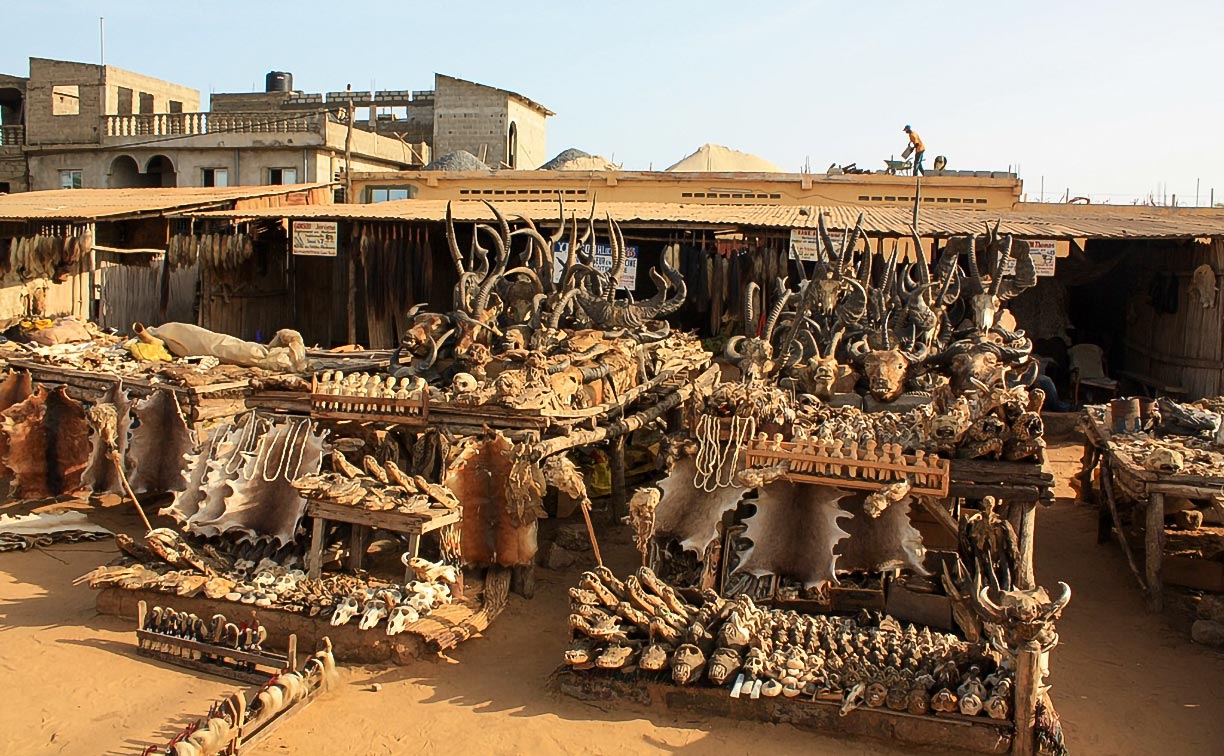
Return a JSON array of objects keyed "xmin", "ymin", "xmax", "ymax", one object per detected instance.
[{"xmin": 4, "ymin": 1, "xmax": 1221, "ymax": 204}]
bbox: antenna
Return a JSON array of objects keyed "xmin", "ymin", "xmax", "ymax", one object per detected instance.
[{"xmin": 99, "ymin": 17, "xmax": 105, "ymax": 65}]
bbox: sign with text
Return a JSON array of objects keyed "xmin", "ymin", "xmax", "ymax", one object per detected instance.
[
  {"xmin": 552, "ymin": 241, "xmax": 639, "ymax": 290},
  {"xmin": 789, "ymin": 228, "xmax": 844, "ymax": 262},
  {"xmin": 1001, "ymin": 239, "xmax": 1056, "ymax": 277},
  {"xmin": 292, "ymin": 221, "xmax": 338, "ymax": 257}
]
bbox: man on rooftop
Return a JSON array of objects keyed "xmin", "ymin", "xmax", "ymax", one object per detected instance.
[{"xmin": 904, "ymin": 125, "xmax": 926, "ymax": 176}]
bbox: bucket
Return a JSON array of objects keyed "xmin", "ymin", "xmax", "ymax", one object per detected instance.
[
  {"xmin": 1110, "ymin": 398, "xmax": 1141, "ymax": 434},
  {"xmin": 1137, "ymin": 397, "xmax": 1157, "ymax": 426}
]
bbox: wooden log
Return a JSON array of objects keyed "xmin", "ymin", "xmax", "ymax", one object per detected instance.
[
  {"xmin": 1012, "ymin": 642, "xmax": 1041, "ymax": 755},
  {"xmin": 1010, "ymin": 501, "xmax": 1036, "ymax": 591},
  {"xmin": 609, "ymin": 433, "xmax": 627, "ymax": 525},
  {"xmin": 1146, "ymin": 491, "xmax": 1166, "ymax": 612},
  {"xmin": 947, "ymin": 484, "xmax": 1044, "ymax": 502}
]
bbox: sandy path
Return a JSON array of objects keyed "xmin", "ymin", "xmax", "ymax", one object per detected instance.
[{"xmin": 1, "ymin": 439, "xmax": 1222, "ymax": 755}]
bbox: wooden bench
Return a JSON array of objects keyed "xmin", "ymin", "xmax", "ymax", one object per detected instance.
[{"xmin": 1118, "ymin": 370, "xmax": 1187, "ymax": 399}]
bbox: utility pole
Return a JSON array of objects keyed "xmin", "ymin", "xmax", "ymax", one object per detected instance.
[
  {"xmin": 99, "ymin": 17, "xmax": 105, "ymax": 65},
  {"xmin": 344, "ymin": 101, "xmax": 355, "ymax": 202}
]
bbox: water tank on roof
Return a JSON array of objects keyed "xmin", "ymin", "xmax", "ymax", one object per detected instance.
[{"xmin": 265, "ymin": 71, "xmax": 294, "ymax": 93}]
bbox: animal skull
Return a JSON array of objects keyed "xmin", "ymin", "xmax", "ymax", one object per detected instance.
[
  {"xmin": 861, "ymin": 349, "xmax": 915, "ymax": 403},
  {"xmin": 671, "ymin": 644, "xmax": 707, "ymax": 685},
  {"xmin": 1143, "ymin": 447, "xmax": 1185, "ymax": 474}
]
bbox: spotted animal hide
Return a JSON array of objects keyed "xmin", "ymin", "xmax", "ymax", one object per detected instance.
[
  {"xmin": 81, "ymin": 383, "xmax": 132, "ymax": 495},
  {"xmin": 126, "ymin": 389, "xmax": 193, "ymax": 495},
  {"xmin": 1, "ymin": 386, "xmax": 92, "ymax": 499},
  {"xmin": 836, "ymin": 493, "xmax": 929, "ymax": 575},
  {"xmin": 192, "ymin": 418, "xmax": 325, "ymax": 545},
  {"xmin": 652, "ymin": 455, "xmax": 746, "ymax": 554},
  {"xmin": 447, "ymin": 432, "xmax": 537, "ymax": 566},
  {"xmin": 735, "ymin": 481, "xmax": 852, "ymax": 589},
  {"xmin": 0, "ymin": 370, "xmax": 33, "ymax": 477}
]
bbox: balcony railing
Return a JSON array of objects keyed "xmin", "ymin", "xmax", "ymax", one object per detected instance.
[
  {"xmin": 103, "ymin": 111, "xmax": 323, "ymax": 138},
  {"xmin": 0, "ymin": 125, "xmax": 23, "ymax": 146}
]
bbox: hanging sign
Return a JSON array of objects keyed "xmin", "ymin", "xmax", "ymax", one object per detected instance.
[
  {"xmin": 553, "ymin": 241, "xmax": 638, "ymax": 290},
  {"xmin": 292, "ymin": 221, "xmax": 338, "ymax": 257},
  {"xmin": 1002, "ymin": 239, "xmax": 1056, "ymax": 277}
]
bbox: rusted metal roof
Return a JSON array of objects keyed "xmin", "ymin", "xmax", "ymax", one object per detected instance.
[
  {"xmin": 0, "ymin": 185, "xmax": 333, "ymax": 222},
  {"xmin": 187, "ymin": 199, "xmax": 1224, "ymax": 241}
]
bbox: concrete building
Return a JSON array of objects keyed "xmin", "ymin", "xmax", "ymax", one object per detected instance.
[
  {"xmin": 0, "ymin": 58, "xmax": 481, "ymax": 193},
  {"xmin": 350, "ymin": 169, "xmax": 1023, "ymax": 210}
]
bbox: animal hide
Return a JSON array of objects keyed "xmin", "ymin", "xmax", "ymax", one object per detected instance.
[
  {"xmin": 735, "ymin": 481, "xmax": 851, "ymax": 589},
  {"xmin": 446, "ymin": 432, "xmax": 537, "ymax": 566},
  {"xmin": 191, "ymin": 418, "xmax": 325, "ymax": 545},
  {"xmin": 127, "ymin": 389, "xmax": 194, "ymax": 495},
  {"xmin": 0, "ymin": 370, "xmax": 34, "ymax": 477},
  {"xmin": 1191, "ymin": 263, "xmax": 1217, "ymax": 309},
  {"xmin": 159, "ymin": 421, "xmax": 228, "ymax": 524},
  {"xmin": 836, "ymin": 493, "xmax": 928, "ymax": 574},
  {"xmin": 187, "ymin": 416, "xmax": 266, "ymax": 535},
  {"xmin": 653, "ymin": 455, "xmax": 745, "ymax": 554},
  {"xmin": 1, "ymin": 386, "xmax": 92, "ymax": 499},
  {"xmin": 81, "ymin": 383, "xmax": 132, "ymax": 495}
]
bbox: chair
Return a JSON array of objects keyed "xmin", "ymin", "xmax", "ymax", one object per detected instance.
[{"xmin": 1068, "ymin": 344, "xmax": 1118, "ymax": 405}]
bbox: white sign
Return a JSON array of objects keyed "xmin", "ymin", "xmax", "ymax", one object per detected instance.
[
  {"xmin": 552, "ymin": 241, "xmax": 639, "ymax": 290},
  {"xmin": 789, "ymin": 228, "xmax": 844, "ymax": 262},
  {"xmin": 292, "ymin": 221, "xmax": 338, "ymax": 257},
  {"xmin": 1001, "ymin": 239, "xmax": 1056, "ymax": 277}
]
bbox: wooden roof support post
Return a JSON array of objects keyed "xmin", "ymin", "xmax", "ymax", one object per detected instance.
[{"xmin": 1012, "ymin": 642, "xmax": 1041, "ymax": 755}]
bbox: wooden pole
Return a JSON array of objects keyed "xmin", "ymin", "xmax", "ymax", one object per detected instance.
[
  {"xmin": 609, "ymin": 434, "xmax": 627, "ymax": 525},
  {"xmin": 1146, "ymin": 491, "xmax": 1166, "ymax": 611},
  {"xmin": 578, "ymin": 500, "xmax": 603, "ymax": 566},
  {"xmin": 346, "ymin": 233, "xmax": 357, "ymax": 346},
  {"xmin": 1010, "ymin": 500, "xmax": 1037, "ymax": 590},
  {"xmin": 1012, "ymin": 642, "xmax": 1042, "ymax": 755},
  {"xmin": 343, "ymin": 102, "xmax": 355, "ymax": 202},
  {"xmin": 1101, "ymin": 456, "xmax": 1148, "ymax": 593}
]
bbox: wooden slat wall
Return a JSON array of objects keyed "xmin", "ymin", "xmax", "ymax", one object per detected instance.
[
  {"xmin": 96, "ymin": 260, "xmax": 197, "ymax": 330},
  {"xmin": 1123, "ymin": 239, "xmax": 1224, "ymax": 399}
]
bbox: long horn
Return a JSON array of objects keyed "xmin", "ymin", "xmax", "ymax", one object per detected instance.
[
  {"xmin": 1046, "ymin": 582, "xmax": 1072, "ymax": 617},
  {"xmin": 723, "ymin": 335, "xmax": 748, "ymax": 361},
  {"xmin": 548, "ymin": 288, "xmax": 581, "ymax": 330},
  {"xmin": 840, "ymin": 213, "xmax": 864, "ymax": 276},
  {"xmin": 605, "ymin": 215, "xmax": 626, "ymax": 301},
  {"xmin": 974, "ymin": 580, "xmax": 1007, "ymax": 624},
  {"xmin": 472, "ymin": 223, "xmax": 510, "ymax": 314},
  {"xmin": 445, "ymin": 201, "xmax": 465, "ymax": 276},
  {"xmin": 989, "ymin": 234, "xmax": 1012, "ymax": 298},
  {"xmin": 762, "ymin": 280, "xmax": 792, "ymax": 343},
  {"xmin": 548, "ymin": 192, "xmax": 567, "ymax": 248},
  {"xmin": 485, "ymin": 200, "xmax": 510, "ymax": 251},
  {"xmin": 966, "ymin": 234, "xmax": 981, "ymax": 290},
  {"xmin": 818, "ymin": 212, "xmax": 836, "ymax": 264},
  {"xmin": 744, "ymin": 282, "xmax": 760, "ymax": 337}
]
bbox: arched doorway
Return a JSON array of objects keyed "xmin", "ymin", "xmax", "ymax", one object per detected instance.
[
  {"xmin": 107, "ymin": 155, "xmax": 145, "ymax": 188},
  {"xmin": 146, "ymin": 154, "xmax": 177, "ymax": 187},
  {"xmin": 506, "ymin": 121, "xmax": 518, "ymax": 169}
]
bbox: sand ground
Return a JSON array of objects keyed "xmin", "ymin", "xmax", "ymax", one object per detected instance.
[{"xmin": 2, "ymin": 436, "xmax": 1223, "ymax": 756}]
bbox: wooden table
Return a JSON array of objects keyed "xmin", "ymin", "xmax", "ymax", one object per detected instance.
[
  {"xmin": 305, "ymin": 498, "xmax": 460, "ymax": 581},
  {"xmin": 1080, "ymin": 407, "xmax": 1224, "ymax": 611}
]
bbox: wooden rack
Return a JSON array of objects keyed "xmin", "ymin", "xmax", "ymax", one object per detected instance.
[
  {"xmin": 744, "ymin": 437, "xmax": 951, "ymax": 496},
  {"xmin": 309, "ymin": 373, "xmax": 429, "ymax": 426},
  {"xmin": 136, "ymin": 600, "xmax": 296, "ymax": 684}
]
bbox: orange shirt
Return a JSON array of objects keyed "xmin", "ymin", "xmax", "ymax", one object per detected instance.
[{"xmin": 908, "ymin": 130, "xmax": 925, "ymax": 152}]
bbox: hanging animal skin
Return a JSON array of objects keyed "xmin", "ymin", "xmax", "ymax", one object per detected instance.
[
  {"xmin": 192, "ymin": 418, "xmax": 326, "ymax": 545},
  {"xmin": 1, "ymin": 385, "xmax": 92, "ymax": 499},
  {"xmin": 836, "ymin": 493, "xmax": 929, "ymax": 574},
  {"xmin": 81, "ymin": 383, "xmax": 132, "ymax": 495},
  {"xmin": 734, "ymin": 481, "xmax": 851, "ymax": 589},
  {"xmin": 126, "ymin": 389, "xmax": 194, "ymax": 495},
  {"xmin": 159, "ymin": 421, "xmax": 230, "ymax": 524},
  {"xmin": 446, "ymin": 431, "xmax": 538, "ymax": 566},
  {"xmin": 1190, "ymin": 263, "xmax": 1217, "ymax": 309},
  {"xmin": 186, "ymin": 415, "xmax": 267, "ymax": 536},
  {"xmin": 652, "ymin": 455, "xmax": 746, "ymax": 555},
  {"xmin": 0, "ymin": 370, "xmax": 34, "ymax": 478}
]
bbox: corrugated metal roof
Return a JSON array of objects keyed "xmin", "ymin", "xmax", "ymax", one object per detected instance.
[
  {"xmin": 187, "ymin": 199, "xmax": 1224, "ymax": 241},
  {"xmin": 0, "ymin": 185, "xmax": 333, "ymax": 222}
]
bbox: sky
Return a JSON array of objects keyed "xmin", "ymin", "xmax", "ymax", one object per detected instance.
[{"xmin": 4, "ymin": 1, "xmax": 1222, "ymax": 205}]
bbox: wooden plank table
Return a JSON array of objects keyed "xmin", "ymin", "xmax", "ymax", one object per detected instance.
[
  {"xmin": 305, "ymin": 498, "xmax": 460, "ymax": 580},
  {"xmin": 1080, "ymin": 407, "xmax": 1224, "ymax": 611}
]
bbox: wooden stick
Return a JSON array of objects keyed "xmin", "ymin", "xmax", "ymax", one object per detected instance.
[
  {"xmin": 1100, "ymin": 456, "xmax": 1147, "ymax": 593},
  {"xmin": 112, "ymin": 450, "xmax": 152, "ymax": 533},
  {"xmin": 578, "ymin": 500, "xmax": 604, "ymax": 567},
  {"xmin": 1146, "ymin": 491, "xmax": 1166, "ymax": 612}
]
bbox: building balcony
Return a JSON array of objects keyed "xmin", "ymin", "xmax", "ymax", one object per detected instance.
[
  {"xmin": 0, "ymin": 125, "xmax": 23, "ymax": 146},
  {"xmin": 103, "ymin": 111, "xmax": 327, "ymax": 139}
]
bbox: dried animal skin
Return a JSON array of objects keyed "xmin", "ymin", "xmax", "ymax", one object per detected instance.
[
  {"xmin": 837, "ymin": 493, "xmax": 928, "ymax": 575},
  {"xmin": 735, "ymin": 481, "xmax": 851, "ymax": 589},
  {"xmin": 0, "ymin": 370, "xmax": 33, "ymax": 477},
  {"xmin": 653, "ymin": 456, "xmax": 745, "ymax": 554},
  {"xmin": 446, "ymin": 432, "xmax": 538, "ymax": 566},
  {"xmin": 506, "ymin": 457, "xmax": 547, "ymax": 525},
  {"xmin": 81, "ymin": 383, "xmax": 132, "ymax": 494},
  {"xmin": 127, "ymin": 389, "xmax": 194, "ymax": 495},
  {"xmin": 187, "ymin": 416, "xmax": 264, "ymax": 535},
  {"xmin": 627, "ymin": 487, "xmax": 661, "ymax": 555},
  {"xmin": 542, "ymin": 453, "xmax": 591, "ymax": 517},
  {"xmin": 194, "ymin": 419, "xmax": 326, "ymax": 545},
  {"xmin": 160, "ymin": 422, "xmax": 229, "ymax": 524},
  {"xmin": 1, "ymin": 386, "xmax": 92, "ymax": 499}
]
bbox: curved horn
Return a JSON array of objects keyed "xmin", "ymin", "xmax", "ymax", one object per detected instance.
[
  {"xmin": 723, "ymin": 335, "xmax": 748, "ymax": 361},
  {"xmin": 847, "ymin": 333, "xmax": 871, "ymax": 361},
  {"xmin": 473, "ymin": 223, "xmax": 510, "ymax": 314},
  {"xmin": 548, "ymin": 288, "xmax": 581, "ymax": 330},
  {"xmin": 840, "ymin": 213, "xmax": 865, "ymax": 276},
  {"xmin": 445, "ymin": 201, "xmax": 465, "ymax": 276},
  {"xmin": 548, "ymin": 192, "xmax": 567, "ymax": 248},
  {"xmin": 818, "ymin": 212, "xmax": 836, "ymax": 265},
  {"xmin": 454, "ymin": 310, "xmax": 503, "ymax": 339},
  {"xmin": 744, "ymin": 282, "xmax": 760, "ymax": 337},
  {"xmin": 989, "ymin": 234, "xmax": 1012, "ymax": 298},
  {"xmin": 1046, "ymin": 582, "xmax": 1072, "ymax": 617},
  {"xmin": 605, "ymin": 215, "xmax": 627, "ymax": 301},
  {"xmin": 484, "ymin": 200, "xmax": 510, "ymax": 251},
  {"xmin": 974, "ymin": 582, "xmax": 1007, "ymax": 624},
  {"xmin": 411, "ymin": 328, "xmax": 453, "ymax": 375},
  {"xmin": 1006, "ymin": 359, "xmax": 1040, "ymax": 388},
  {"xmin": 965, "ymin": 235, "xmax": 981, "ymax": 290},
  {"xmin": 761, "ymin": 282, "xmax": 792, "ymax": 343},
  {"xmin": 405, "ymin": 302, "xmax": 428, "ymax": 321}
]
